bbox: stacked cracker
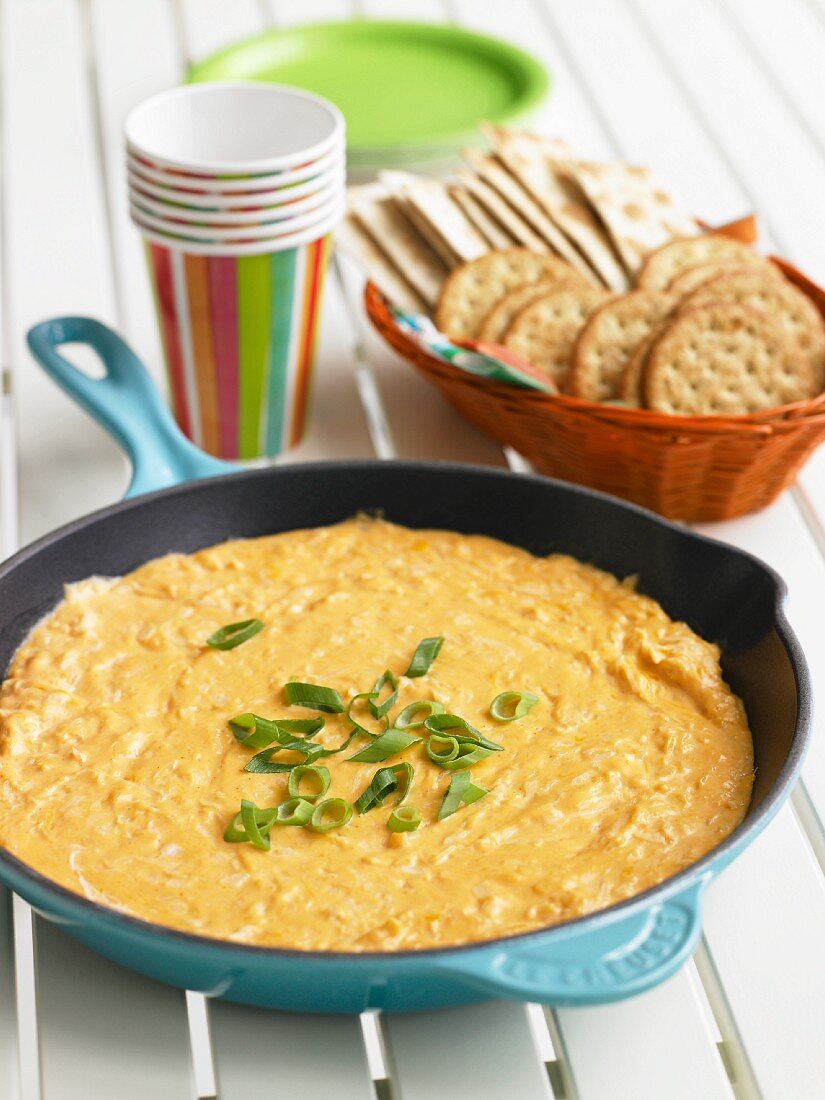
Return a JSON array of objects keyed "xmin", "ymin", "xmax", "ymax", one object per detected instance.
[{"xmin": 339, "ymin": 126, "xmax": 825, "ymax": 416}]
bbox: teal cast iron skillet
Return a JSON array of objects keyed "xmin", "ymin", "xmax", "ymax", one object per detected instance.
[{"xmin": 1, "ymin": 316, "xmax": 811, "ymax": 1013}]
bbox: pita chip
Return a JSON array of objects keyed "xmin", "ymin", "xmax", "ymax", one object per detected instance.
[
  {"xmin": 570, "ymin": 161, "xmax": 700, "ymax": 277},
  {"xmin": 380, "ymin": 170, "xmax": 488, "ymax": 265},
  {"xmin": 483, "ymin": 124, "xmax": 630, "ymax": 292},
  {"xmin": 335, "ymin": 214, "xmax": 428, "ymax": 314},
  {"xmin": 449, "ymin": 186, "xmax": 516, "ymax": 250},
  {"xmin": 350, "ymin": 185, "xmax": 448, "ymax": 307},
  {"xmin": 454, "ymin": 169, "xmax": 548, "ymax": 253},
  {"xmin": 461, "ymin": 145, "xmax": 597, "ymax": 283}
]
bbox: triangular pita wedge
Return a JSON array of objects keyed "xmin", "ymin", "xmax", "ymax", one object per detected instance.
[
  {"xmin": 349, "ymin": 184, "xmax": 448, "ymax": 307},
  {"xmin": 379, "ymin": 171, "xmax": 487, "ymax": 265},
  {"xmin": 461, "ymin": 146, "xmax": 597, "ymax": 283},
  {"xmin": 449, "ymin": 187, "xmax": 516, "ymax": 250},
  {"xmin": 570, "ymin": 161, "xmax": 700, "ymax": 277},
  {"xmin": 454, "ymin": 170, "xmax": 548, "ymax": 253},
  {"xmin": 335, "ymin": 214, "xmax": 428, "ymax": 314},
  {"xmin": 482, "ymin": 125, "xmax": 630, "ymax": 292}
]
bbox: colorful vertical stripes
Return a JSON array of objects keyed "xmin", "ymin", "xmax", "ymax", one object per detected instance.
[{"xmin": 144, "ymin": 235, "xmax": 331, "ymax": 459}]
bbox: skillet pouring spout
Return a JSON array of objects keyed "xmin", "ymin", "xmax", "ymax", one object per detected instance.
[{"xmin": 0, "ymin": 317, "xmax": 808, "ymax": 1012}]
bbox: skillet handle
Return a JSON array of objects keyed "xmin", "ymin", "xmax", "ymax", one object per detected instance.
[
  {"xmin": 432, "ymin": 878, "xmax": 709, "ymax": 1007},
  {"xmin": 27, "ymin": 316, "xmax": 235, "ymax": 498}
]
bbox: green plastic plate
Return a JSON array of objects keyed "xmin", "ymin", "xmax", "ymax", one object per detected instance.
[{"xmin": 187, "ymin": 20, "xmax": 549, "ymax": 161}]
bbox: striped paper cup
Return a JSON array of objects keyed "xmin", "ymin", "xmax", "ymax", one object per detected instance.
[{"xmin": 142, "ymin": 228, "xmax": 333, "ymax": 459}]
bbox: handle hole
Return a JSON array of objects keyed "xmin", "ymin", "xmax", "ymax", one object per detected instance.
[{"xmin": 58, "ymin": 342, "xmax": 107, "ymax": 380}]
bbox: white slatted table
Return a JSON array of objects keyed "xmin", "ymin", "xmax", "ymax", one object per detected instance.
[{"xmin": 1, "ymin": 1, "xmax": 824, "ymax": 1097}]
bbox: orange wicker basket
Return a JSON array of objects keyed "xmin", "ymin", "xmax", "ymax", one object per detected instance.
[{"xmin": 365, "ymin": 219, "xmax": 825, "ymax": 522}]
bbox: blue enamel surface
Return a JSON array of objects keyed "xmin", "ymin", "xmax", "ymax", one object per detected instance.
[
  {"xmin": 27, "ymin": 317, "xmax": 238, "ymax": 496},
  {"xmin": 18, "ymin": 318, "xmax": 808, "ymax": 1012}
]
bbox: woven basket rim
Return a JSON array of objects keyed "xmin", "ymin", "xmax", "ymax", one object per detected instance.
[{"xmin": 364, "ymin": 245, "xmax": 825, "ymax": 437}]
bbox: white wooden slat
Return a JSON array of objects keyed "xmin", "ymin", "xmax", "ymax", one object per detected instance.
[
  {"xmin": 35, "ymin": 919, "xmax": 194, "ymax": 1100},
  {"xmin": 0, "ymin": 891, "xmax": 20, "ymax": 1100},
  {"xmin": 89, "ymin": 0, "xmax": 180, "ymax": 380},
  {"xmin": 541, "ymin": 0, "xmax": 747, "ymax": 222},
  {"xmin": 3, "ymin": 3, "xmax": 201, "ymax": 1097},
  {"xmin": 267, "ymin": 0, "xmax": 353, "ymax": 23},
  {"xmin": 358, "ymin": 0, "xmax": 446, "ymax": 21},
  {"xmin": 178, "ymin": 0, "xmax": 265, "ymax": 63},
  {"xmin": 382, "ymin": 1001, "xmax": 553, "ymax": 1100},
  {"xmin": 2, "ymin": 0, "xmax": 126, "ymax": 543},
  {"xmin": 700, "ymin": 806, "xmax": 825, "ymax": 1100},
  {"xmin": 554, "ymin": 968, "xmax": 732, "ymax": 1100},
  {"xmin": 209, "ymin": 1002, "xmax": 375, "ymax": 1100},
  {"xmin": 449, "ymin": 0, "xmax": 608, "ymax": 155},
  {"xmin": 724, "ymin": 0, "xmax": 825, "ymax": 167},
  {"xmin": 635, "ymin": 0, "xmax": 825, "ymax": 286}
]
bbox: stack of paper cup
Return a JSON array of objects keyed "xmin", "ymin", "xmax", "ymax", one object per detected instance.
[{"xmin": 126, "ymin": 82, "xmax": 345, "ymax": 459}]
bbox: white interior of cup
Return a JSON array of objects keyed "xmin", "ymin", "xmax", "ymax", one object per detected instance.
[
  {"xmin": 132, "ymin": 202, "xmax": 343, "ymax": 256},
  {"xmin": 129, "ymin": 175, "xmax": 342, "ymax": 225},
  {"xmin": 125, "ymin": 83, "xmax": 345, "ymax": 173},
  {"xmin": 129, "ymin": 196, "xmax": 343, "ymax": 241},
  {"xmin": 127, "ymin": 160, "xmax": 344, "ymax": 209}
]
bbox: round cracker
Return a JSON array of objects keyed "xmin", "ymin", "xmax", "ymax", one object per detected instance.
[
  {"xmin": 478, "ymin": 277, "xmax": 582, "ymax": 344},
  {"xmin": 638, "ymin": 236, "xmax": 769, "ymax": 291},
  {"xmin": 435, "ymin": 249, "xmax": 586, "ymax": 341},
  {"xmin": 569, "ymin": 290, "xmax": 677, "ymax": 401},
  {"xmin": 619, "ymin": 326, "xmax": 666, "ymax": 407},
  {"xmin": 503, "ymin": 289, "xmax": 613, "ymax": 390},
  {"xmin": 683, "ymin": 270, "xmax": 825, "ymax": 392},
  {"xmin": 667, "ymin": 260, "xmax": 781, "ymax": 296},
  {"xmin": 644, "ymin": 302, "xmax": 815, "ymax": 416}
]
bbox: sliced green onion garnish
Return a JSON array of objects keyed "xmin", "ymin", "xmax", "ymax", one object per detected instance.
[
  {"xmin": 425, "ymin": 733, "xmax": 460, "ymax": 763},
  {"xmin": 346, "ymin": 692, "xmax": 389, "ymax": 738},
  {"xmin": 223, "ymin": 802, "xmax": 277, "ymax": 844},
  {"xmin": 310, "ymin": 798, "xmax": 353, "ymax": 832},
  {"xmin": 284, "ymin": 681, "xmax": 344, "ymax": 713},
  {"xmin": 423, "ymin": 713, "xmax": 502, "ymax": 752},
  {"xmin": 490, "ymin": 691, "xmax": 539, "ymax": 722},
  {"xmin": 394, "ymin": 700, "xmax": 445, "ymax": 729},
  {"xmin": 274, "ymin": 797, "xmax": 314, "ymax": 826},
  {"xmin": 241, "ymin": 798, "xmax": 273, "ymax": 849},
  {"xmin": 354, "ymin": 762, "xmax": 413, "ymax": 813},
  {"xmin": 434, "ymin": 741, "xmax": 495, "ymax": 771},
  {"xmin": 287, "ymin": 765, "xmax": 330, "ymax": 802},
  {"xmin": 388, "ymin": 806, "xmax": 421, "ymax": 833},
  {"xmin": 206, "ymin": 619, "xmax": 264, "ymax": 650},
  {"xmin": 438, "ymin": 772, "xmax": 488, "ymax": 821},
  {"xmin": 369, "ymin": 670, "xmax": 398, "ymax": 718},
  {"xmin": 244, "ymin": 738, "xmax": 325, "ymax": 772},
  {"xmin": 404, "ymin": 636, "xmax": 444, "ymax": 677},
  {"xmin": 229, "ymin": 713, "xmax": 324, "ymax": 750},
  {"xmin": 347, "ymin": 727, "xmax": 420, "ymax": 763}
]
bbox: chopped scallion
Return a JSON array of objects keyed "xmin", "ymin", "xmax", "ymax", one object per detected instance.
[
  {"xmin": 274, "ymin": 797, "xmax": 314, "ymax": 826},
  {"xmin": 284, "ymin": 682, "xmax": 344, "ymax": 713},
  {"xmin": 369, "ymin": 670, "xmax": 399, "ymax": 718},
  {"xmin": 490, "ymin": 691, "xmax": 539, "ymax": 722},
  {"xmin": 404, "ymin": 636, "xmax": 444, "ymax": 678},
  {"xmin": 347, "ymin": 727, "xmax": 420, "ymax": 763},
  {"xmin": 287, "ymin": 765, "xmax": 330, "ymax": 802},
  {"xmin": 354, "ymin": 762, "xmax": 413, "ymax": 813},
  {"xmin": 438, "ymin": 772, "xmax": 488, "ymax": 820},
  {"xmin": 310, "ymin": 798, "xmax": 353, "ymax": 832},
  {"xmin": 423, "ymin": 713, "xmax": 502, "ymax": 752},
  {"xmin": 394, "ymin": 700, "xmax": 445, "ymax": 729},
  {"xmin": 388, "ymin": 806, "xmax": 421, "ymax": 833},
  {"xmin": 206, "ymin": 619, "xmax": 264, "ymax": 650}
]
